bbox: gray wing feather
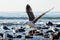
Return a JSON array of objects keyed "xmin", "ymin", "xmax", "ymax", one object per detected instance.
[
  {"xmin": 33, "ymin": 8, "xmax": 54, "ymax": 23},
  {"xmin": 26, "ymin": 4, "xmax": 35, "ymax": 21}
]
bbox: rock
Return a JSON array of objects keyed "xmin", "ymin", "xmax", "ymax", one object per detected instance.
[
  {"xmin": 42, "ymin": 27, "xmax": 49, "ymax": 29},
  {"xmin": 46, "ymin": 30, "xmax": 53, "ymax": 33},
  {"xmin": 43, "ymin": 33, "xmax": 49, "ymax": 38},
  {"xmin": 16, "ymin": 35, "xmax": 22, "ymax": 38},
  {"xmin": 0, "ymin": 33, "xmax": 3, "ymax": 37},
  {"xmin": 25, "ymin": 35, "xmax": 33, "ymax": 38},
  {"xmin": 35, "ymin": 31, "xmax": 43, "ymax": 36},
  {"xmin": 3, "ymin": 26, "xmax": 10, "ymax": 30},
  {"xmin": 54, "ymin": 28, "xmax": 59, "ymax": 31},
  {"xmin": 7, "ymin": 34, "xmax": 13, "ymax": 38},
  {"xmin": 58, "ymin": 32, "xmax": 60, "ymax": 36},
  {"xmin": 16, "ymin": 28, "xmax": 25, "ymax": 32},
  {"xmin": 46, "ymin": 21, "xmax": 53, "ymax": 26},
  {"xmin": 56, "ymin": 24, "xmax": 60, "ymax": 27}
]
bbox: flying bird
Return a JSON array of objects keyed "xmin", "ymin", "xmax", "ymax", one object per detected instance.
[{"xmin": 25, "ymin": 4, "xmax": 54, "ymax": 28}]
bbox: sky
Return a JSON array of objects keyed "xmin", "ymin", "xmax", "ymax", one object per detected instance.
[{"xmin": 0, "ymin": 0, "xmax": 60, "ymax": 12}]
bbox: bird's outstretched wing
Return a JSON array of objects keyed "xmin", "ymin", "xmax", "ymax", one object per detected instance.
[
  {"xmin": 26, "ymin": 4, "xmax": 35, "ymax": 21},
  {"xmin": 33, "ymin": 8, "xmax": 54, "ymax": 23}
]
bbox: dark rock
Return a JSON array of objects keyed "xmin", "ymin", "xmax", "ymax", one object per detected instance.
[
  {"xmin": 16, "ymin": 35, "xmax": 22, "ymax": 38},
  {"xmin": 42, "ymin": 27, "xmax": 49, "ymax": 29},
  {"xmin": 46, "ymin": 21, "xmax": 53, "ymax": 26},
  {"xmin": 43, "ymin": 33, "xmax": 49, "ymax": 38},
  {"xmin": 58, "ymin": 32, "xmax": 60, "ymax": 36},
  {"xmin": 44, "ymin": 36, "xmax": 49, "ymax": 38},
  {"xmin": 35, "ymin": 33, "xmax": 43, "ymax": 36},
  {"xmin": 3, "ymin": 26, "xmax": 10, "ymax": 30},
  {"xmin": 0, "ymin": 33, "xmax": 3, "ymax": 37},
  {"xmin": 46, "ymin": 30, "xmax": 53, "ymax": 33},
  {"xmin": 56, "ymin": 25, "xmax": 60, "ymax": 27},
  {"xmin": 7, "ymin": 34, "xmax": 13, "ymax": 38},
  {"xmin": 54, "ymin": 28, "xmax": 59, "ymax": 31},
  {"xmin": 16, "ymin": 28, "xmax": 25, "ymax": 32},
  {"xmin": 25, "ymin": 36, "xmax": 33, "ymax": 38}
]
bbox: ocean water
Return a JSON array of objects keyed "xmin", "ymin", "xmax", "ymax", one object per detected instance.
[
  {"xmin": 0, "ymin": 12, "xmax": 60, "ymax": 40},
  {"xmin": 0, "ymin": 12, "xmax": 60, "ymax": 22}
]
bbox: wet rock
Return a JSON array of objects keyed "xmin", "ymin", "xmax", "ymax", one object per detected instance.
[
  {"xmin": 16, "ymin": 28, "xmax": 25, "ymax": 32},
  {"xmin": 7, "ymin": 34, "xmax": 13, "ymax": 38},
  {"xmin": 54, "ymin": 28, "xmax": 59, "ymax": 31},
  {"xmin": 43, "ymin": 33, "xmax": 49, "ymax": 38},
  {"xmin": 0, "ymin": 33, "xmax": 3, "ymax": 37},
  {"xmin": 46, "ymin": 21, "xmax": 53, "ymax": 26},
  {"xmin": 25, "ymin": 35, "xmax": 33, "ymax": 38},
  {"xmin": 58, "ymin": 32, "xmax": 60, "ymax": 36},
  {"xmin": 44, "ymin": 35, "xmax": 49, "ymax": 38},
  {"xmin": 56, "ymin": 24, "xmax": 60, "ymax": 27},
  {"xmin": 3, "ymin": 26, "xmax": 10, "ymax": 30},
  {"xmin": 42, "ymin": 27, "xmax": 49, "ymax": 29},
  {"xmin": 16, "ymin": 35, "xmax": 22, "ymax": 38},
  {"xmin": 46, "ymin": 30, "xmax": 53, "ymax": 33},
  {"xmin": 35, "ymin": 31, "xmax": 43, "ymax": 36}
]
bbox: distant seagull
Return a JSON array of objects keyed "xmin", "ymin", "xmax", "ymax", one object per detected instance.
[{"xmin": 25, "ymin": 4, "xmax": 54, "ymax": 28}]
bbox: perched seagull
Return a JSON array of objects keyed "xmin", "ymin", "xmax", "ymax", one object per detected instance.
[{"xmin": 25, "ymin": 4, "xmax": 54, "ymax": 28}]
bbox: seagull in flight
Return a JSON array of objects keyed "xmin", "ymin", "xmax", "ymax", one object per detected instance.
[{"xmin": 25, "ymin": 4, "xmax": 54, "ymax": 28}]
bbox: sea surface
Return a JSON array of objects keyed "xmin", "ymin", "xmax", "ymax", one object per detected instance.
[
  {"xmin": 0, "ymin": 12, "xmax": 60, "ymax": 40},
  {"xmin": 0, "ymin": 12, "xmax": 60, "ymax": 22}
]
